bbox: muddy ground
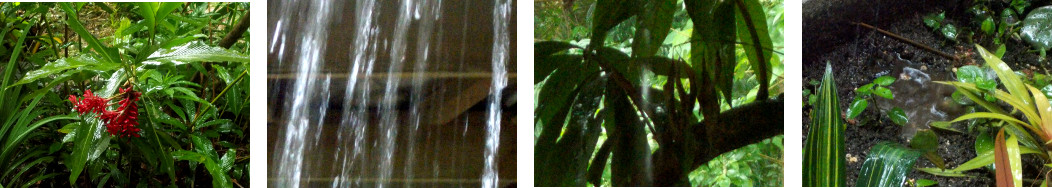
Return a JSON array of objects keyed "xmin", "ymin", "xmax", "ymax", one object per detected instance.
[{"xmin": 804, "ymin": 0, "xmax": 1048, "ymax": 186}]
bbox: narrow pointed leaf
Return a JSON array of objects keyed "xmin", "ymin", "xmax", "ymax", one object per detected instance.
[
  {"xmin": 804, "ymin": 63, "xmax": 846, "ymax": 186},
  {"xmin": 994, "ymin": 129, "xmax": 1015, "ymax": 187},
  {"xmin": 977, "ymin": 44, "xmax": 1031, "ymax": 106}
]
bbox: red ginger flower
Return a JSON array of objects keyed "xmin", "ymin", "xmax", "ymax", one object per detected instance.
[
  {"xmin": 69, "ymin": 87, "xmax": 142, "ymax": 138},
  {"xmin": 69, "ymin": 89, "xmax": 109, "ymax": 114},
  {"xmin": 100, "ymin": 87, "xmax": 141, "ymax": 138}
]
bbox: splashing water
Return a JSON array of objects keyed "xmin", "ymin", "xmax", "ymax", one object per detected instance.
[{"xmin": 268, "ymin": 0, "xmax": 514, "ymax": 187}]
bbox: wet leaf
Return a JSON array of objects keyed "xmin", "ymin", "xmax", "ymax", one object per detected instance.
[
  {"xmin": 873, "ymin": 86, "xmax": 893, "ymax": 99},
  {"xmin": 977, "ymin": 44, "xmax": 1031, "ymax": 106},
  {"xmin": 910, "ymin": 130, "xmax": 945, "ymax": 169},
  {"xmin": 993, "ymin": 129, "xmax": 1019, "ymax": 187},
  {"xmin": 939, "ymin": 24, "xmax": 958, "ymax": 40},
  {"xmin": 888, "ymin": 107, "xmax": 908, "ymax": 126},
  {"xmin": 874, "ymin": 75, "xmax": 896, "ymax": 86},
  {"xmin": 923, "ymin": 12, "xmax": 944, "ymax": 29},
  {"xmin": 856, "ymin": 83, "xmax": 875, "ymax": 96},
  {"xmin": 929, "ymin": 121, "xmax": 962, "ymax": 133},
  {"xmin": 915, "ymin": 179, "xmax": 938, "ymax": 187},
  {"xmin": 856, "ymin": 142, "xmax": 922, "ymax": 187},
  {"xmin": 803, "ymin": 62, "xmax": 846, "ymax": 187},
  {"xmin": 1021, "ymin": 6, "xmax": 1052, "ymax": 50},
  {"xmin": 846, "ymin": 99, "xmax": 868, "ymax": 120},
  {"xmin": 143, "ymin": 41, "xmax": 249, "ymax": 66}
]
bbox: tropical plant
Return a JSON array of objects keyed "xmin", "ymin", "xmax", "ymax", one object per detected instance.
[
  {"xmin": 928, "ymin": 44, "xmax": 1051, "ymax": 186},
  {"xmin": 845, "ymin": 75, "xmax": 897, "ymax": 123},
  {"xmin": 534, "ymin": 0, "xmax": 783, "ymax": 186},
  {"xmin": 0, "ymin": 2, "xmax": 249, "ymax": 187}
]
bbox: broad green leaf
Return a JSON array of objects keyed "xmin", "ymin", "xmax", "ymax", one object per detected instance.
[
  {"xmin": 535, "ymin": 41, "xmax": 579, "ymax": 58},
  {"xmin": 955, "ymin": 65, "xmax": 984, "ymax": 84},
  {"xmin": 889, "ymin": 107, "xmax": 908, "ymax": 126},
  {"xmin": 846, "ymin": 99, "xmax": 867, "ymax": 119},
  {"xmin": 631, "ymin": 0, "xmax": 676, "ymax": 58},
  {"xmin": 143, "ymin": 41, "xmax": 249, "ymax": 65},
  {"xmin": 856, "ymin": 83, "xmax": 875, "ymax": 96},
  {"xmin": 803, "ymin": 62, "xmax": 845, "ymax": 187},
  {"xmin": 734, "ymin": 0, "xmax": 772, "ymax": 101},
  {"xmin": 856, "ymin": 142, "xmax": 922, "ymax": 187},
  {"xmin": 910, "ymin": 130, "xmax": 945, "ymax": 168},
  {"xmin": 715, "ymin": 1, "xmax": 738, "ymax": 104},
  {"xmin": 977, "ymin": 44, "xmax": 1031, "ymax": 107},
  {"xmin": 873, "ymin": 86, "xmax": 894, "ymax": 99},
  {"xmin": 874, "ymin": 75, "xmax": 896, "ymax": 86},
  {"xmin": 923, "ymin": 12, "xmax": 944, "ymax": 29},
  {"xmin": 11, "ymin": 54, "xmax": 121, "ymax": 87},
  {"xmin": 1021, "ymin": 6, "xmax": 1052, "ymax": 50},
  {"xmin": 590, "ymin": 0, "xmax": 638, "ymax": 48},
  {"xmin": 535, "ymin": 54, "xmax": 583, "ymax": 84},
  {"xmin": 939, "ymin": 24, "xmax": 958, "ymax": 40}
]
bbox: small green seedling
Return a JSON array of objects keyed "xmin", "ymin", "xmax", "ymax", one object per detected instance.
[
  {"xmin": 846, "ymin": 75, "xmax": 895, "ymax": 121},
  {"xmin": 923, "ymin": 12, "xmax": 958, "ymax": 41}
]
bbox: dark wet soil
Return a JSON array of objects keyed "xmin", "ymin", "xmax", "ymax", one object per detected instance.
[{"xmin": 804, "ymin": 0, "xmax": 1050, "ymax": 186}]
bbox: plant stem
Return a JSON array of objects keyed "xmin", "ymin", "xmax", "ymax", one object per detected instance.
[
  {"xmin": 189, "ymin": 68, "xmax": 247, "ymax": 131},
  {"xmin": 853, "ymin": 22, "xmax": 959, "ymax": 61}
]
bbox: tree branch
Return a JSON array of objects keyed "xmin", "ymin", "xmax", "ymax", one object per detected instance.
[
  {"xmin": 651, "ymin": 95, "xmax": 784, "ymax": 186},
  {"xmin": 218, "ymin": 11, "xmax": 249, "ymax": 49}
]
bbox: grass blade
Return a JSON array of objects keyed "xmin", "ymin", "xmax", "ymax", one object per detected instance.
[{"xmin": 977, "ymin": 44, "xmax": 1031, "ymax": 107}]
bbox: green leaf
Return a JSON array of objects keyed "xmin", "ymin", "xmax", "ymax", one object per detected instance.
[
  {"xmin": 873, "ymin": 86, "xmax": 894, "ymax": 99},
  {"xmin": 929, "ymin": 121, "xmax": 962, "ymax": 133},
  {"xmin": 956, "ymin": 65, "xmax": 984, "ymax": 84},
  {"xmin": 58, "ymin": 3, "xmax": 121, "ymax": 65},
  {"xmin": 889, "ymin": 107, "xmax": 908, "ymax": 126},
  {"xmin": 923, "ymin": 12, "xmax": 945, "ymax": 29},
  {"xmin": 856, "ymin": 142, "xmax": 923, "ymax": 187},
  {"xmin": 993, "ymin": 129, "xmax": 1020, "ymax": 187},
  {"xmin": 735, "ymin": 0, "xmax": 772, "ymax": 100},
  {"xmin": 855, "ymin": 83, "xmax": 874, "ymax": 96},
  {"xmin": 10, "ymin": 54, "xmax": 121, "ymax": 88},
  {"xmin": 910, "ymin": 130, "xmax": 945, "ymax": 169},
  {"xmin": 1021, "ymin": 6, "xmax": 1052, "ymax": 50},
  {"xmin": 846, "ymin": 99, "xmax": 868, "ymax": 119},
  {"xmin": 981, "ymin": 16, "xmax": 996, "ymax": 35},
  {"xmin": 939, "ymin": 24, "xmax": 958, "ymax": 40},
  {"xmin": 535, "ymin": 54, "xmax": 583, "ymax": 84},
  {"xmin": 631, "ymin": 0, "xmax": 676, "ymax": 58},
  {"xmin": 915, "ymin": 179, "xmax": 938, "ymax": 187},
  {"xmin": 590, "ymin": 0, "xmax": 638, "ymax": 48},
  {"xmin": 803, "ymin": 62, "xmax": 846, "ymax": 187},
  {"xmin": 142, "ymin": 41, "xmax": 249, "ymax": 65},
  {"xmin": 977, "ymin": 44, "xmax": 1031, "ymax": 107},
  {"xmin": 874, "ymin": 75, "xmax": 896, "ymax": 86}
]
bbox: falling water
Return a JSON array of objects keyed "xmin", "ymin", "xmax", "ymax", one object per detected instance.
[
  {"xmin": 482, "ymin": 0, "xmax": 510, "ymax": 187},
  {"xmin": 268, "ymin": 0, "xmax": 514, "ymax": 187}
]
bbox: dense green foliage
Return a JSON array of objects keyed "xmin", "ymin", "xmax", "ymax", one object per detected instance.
[
  {"xmin": 0, "ymin": 2, "xmax": 249, "ymax": 187},
  {"xmin": 535, "ymin": 0, "xmax": 784, "ymax": 186}
]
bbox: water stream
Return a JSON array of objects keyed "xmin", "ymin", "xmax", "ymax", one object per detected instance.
[{"xmin": 268, "ymin": 0, "xmax": 513, "ymax": 187}]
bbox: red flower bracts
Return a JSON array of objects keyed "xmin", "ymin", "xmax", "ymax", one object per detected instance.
[
  {"xmin": 69, "ymin": 89, "xmax": 109, "ymax": 114},
  {"xmin": 69, "ymin": 87, "xmax": 142, "ymax": 138}
]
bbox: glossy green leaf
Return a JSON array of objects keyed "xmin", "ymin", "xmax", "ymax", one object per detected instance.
[
  {"xmin": 1021, "ymin": 6, "xmax": 1052, "ymax": 50},
  {"xmin": 874, "ymin": 75, "xmax": 896, "ymax": 86},
  {"xmin": 590, "ymin": 0, "xmax": 638, "ymax": 47},
  {"xmin": 889, "ymin": 107, "xmax": 908, "ymax": 126},
  {"xmin": 856, "ymin": 142, "xmax": 922, "ymax": 187},
  {"xmin": 535, "ymin": 54, "xmax": 583, "ymax": 84},
  {"xmin": 915, "ymin": 179, "xmax": 938, "ymax": 187},
  {"xmin": 846, "ymin": 99, "xmax": 868, "ymax": 119},
  {"xmin": 923, "ymin": 12, "xmax": 944, "ymax": 29},
  {"xmin": 143, "ymin": 41, "xmax": 249, "ymax": 65},
  {"xmin": 977, "ymin": 44, "xmax": 1031, "ymax": 106},
  {"xmin": 11, "ymin": 54, "xmax": 121, "ymax": 87},
  {"xmin": 873, "ymin": 86, "xmax": 893, "ymax": 99},
  {"xmin": 950, "ymin": 112, "xmax": 1028, "ymax": 126},
  {"xmin": 939, "ymin": 24, "xmax": 958, "ymax": 40},
  {"xmin": 955, "ymin": 65, "xmax": 985, "ymax": 84},
  {"xmin": 910, "ymin": 130, "xmax": 944, "ymax": 169},
  {"xmin": 803, "ymin": 63, "xmax": 846, "ymax": 187},
  {"xmin": 929, "ymin": 121, "xmax": 962, "ymax": 133},
  {"xmin": 856, "ymin": 83, "xmax": 875, "ymax": 96}
]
